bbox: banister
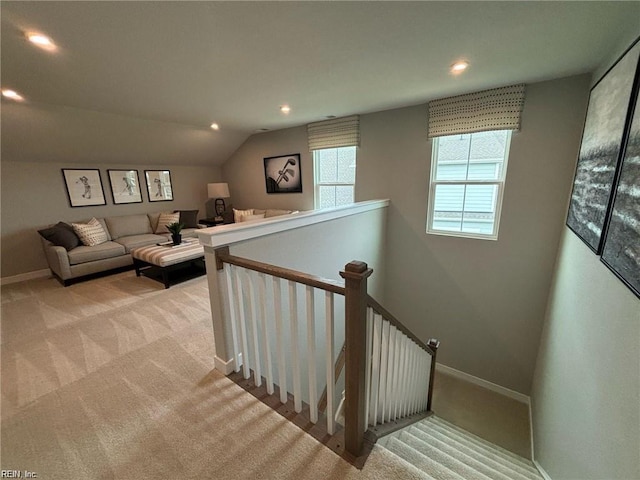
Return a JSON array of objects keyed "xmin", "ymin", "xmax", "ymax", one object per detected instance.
[
  {"xmin": 215, "ymin": 247, "xmax": 346, "ymax": 295},
  {"xmin": 366, "ymin": 295, "xmax": 436, "ymax": 356}
]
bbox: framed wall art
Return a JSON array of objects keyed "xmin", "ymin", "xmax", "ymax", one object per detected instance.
[
  {"xmin": 144, "ymin": 170, "xmax": 173, "ymax": 202},
  {"xmin": 601, "ymin": 88, "xmax": 640, "ymax": 298},
  {"xmin": 107, "ymin": 169, "xmax": 143, "ymax": 204},
  {"xmin": 264, "ymin": 153, "xmax": 302, "ymax": 194},
  {"xmin": 61, "ymin": 168, "xmax": 106, "ymax": 207},
  {"xmin": 566, "ymin": 42, "xmax": 640, "ymax": 253}
]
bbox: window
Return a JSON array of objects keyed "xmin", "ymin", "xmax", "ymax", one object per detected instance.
[
  {"xmin": 314, "ymin": 146, "xmax": 356, "ymax": 208},
  {"xmin": 427, "ymin": 130, "xmax": 512, "ymax": 240}
]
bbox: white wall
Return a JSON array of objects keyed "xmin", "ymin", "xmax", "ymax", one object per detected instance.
[
  {"xmin": 1, "ymin": 161, "xmax": 222, "ymax": 278},
  {"xmin": 222, "ymin": 74, "xmax": 591, "ymax": 395},
  {"xmin": 531, "ymin": 35, "xmax": 640, "ymax": 480}
]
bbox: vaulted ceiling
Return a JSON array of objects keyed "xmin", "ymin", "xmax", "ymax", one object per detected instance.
[{"xmin": 2, "ymin": 1, "xmax": 639, "ymax": 166}]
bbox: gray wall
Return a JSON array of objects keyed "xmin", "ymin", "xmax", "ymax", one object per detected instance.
[
  {"xmin": 221, "ymin": 126, "xmax": 314, "ymax": 212},
  {"xmin": 1, "ymin": 161, "xmax": 222, "ymax": 278},
  {"xmin": 531, "ymin": 37, "xmax": 640, "ymax": 480},
  {"xmin": 222, "ymin": 74, "xmax": 591, "ymax": 395}
]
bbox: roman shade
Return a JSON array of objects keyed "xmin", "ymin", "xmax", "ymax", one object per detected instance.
[
  {"xmin": 307, "ymin": 115, "xmax": 360, "ymax": 150},
  {"xmin": 428, "ymin": 84, "xmax": 525, "ymax": 138}
]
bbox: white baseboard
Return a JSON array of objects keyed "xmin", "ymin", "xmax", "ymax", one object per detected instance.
[
  {"xmin": 1, "ymin": 269, "xmax": 51, "ymax": 286},
  {"xmin": 436, "ymin": 363, "xmax": 530, "ymax": 405},
  {"xmin": 214, "ymin": 356, "xmax": 235, "ymax": 375},
  {"xmin": 533, "ymin": 460, "xmax": 553, "ymax": 480}
]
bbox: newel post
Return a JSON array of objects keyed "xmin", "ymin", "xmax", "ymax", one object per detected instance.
[
  {"xmin": 340, "ymin": 260, "xmax": 373, "ymax": 457},
  {"xmin": 426, "ymin": 338, "xmax": 440, "ymax": 412}
]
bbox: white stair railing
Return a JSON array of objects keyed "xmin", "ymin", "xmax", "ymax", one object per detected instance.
[{"xmin": 215, "ymin": 249, "xmax": 440, "ymax": 457}]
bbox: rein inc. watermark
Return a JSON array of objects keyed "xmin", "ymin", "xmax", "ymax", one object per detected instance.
[{"xmin": 1, "ymin": 471, "xmax": 38, "ymax": 478}]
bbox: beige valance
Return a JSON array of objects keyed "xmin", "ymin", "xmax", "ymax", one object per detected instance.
[
  {"xmin": 308, "ymin": 115, "xmax": 360, "ymax": 150},
  {"xmin": 428, "ymin": 84, "xmax": 525, "ymax": 138}
]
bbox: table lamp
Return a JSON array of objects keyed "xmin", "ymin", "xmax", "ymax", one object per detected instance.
[{"xmin": 207, "ymin": 183, "xmax": 230, "ymax": 221}]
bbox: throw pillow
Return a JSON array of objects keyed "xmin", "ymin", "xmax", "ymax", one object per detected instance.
[
  {"xmin": 72, "ymin": 218, "xmax": 108, "ymax": 246},
  {"xmin": 233, "ymin": 208, "xmax": 254, "ymax": 223},
  {"xmin": 38, "ymin": 222, "xmax": 80, "ymax": 251},
  {"xmin": 174, "ymin": 210, "xmax": 199, "ymax": 229},
  {"xmin": 156, "ymin": 212, "xmax": 180, "ymax": 233},
  {"xmin": 241, "ymin": 213, "xmax": 266, "ymax": 222}
]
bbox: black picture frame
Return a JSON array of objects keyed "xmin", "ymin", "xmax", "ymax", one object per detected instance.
[
  {"xmin": 107, "ymin": 169, "xmax": 143, "ymax": 204},
  {"xmin": 566, "ymin": 41, "xmax": 640, "ymax": 253},
  {"xmin": 61, "ymin": 168, "xmax": 107, "ymax": 207},
  {"xmin": 144, "ymin": 170, "xmax": 174, "ymax": 202},
  {"xmin": 601, "ymin": 84, "xmax": 640, "ymax": 298},
  {"xmin": 264, "ymin": 154, "xmax": 302, "ymax": 194}
]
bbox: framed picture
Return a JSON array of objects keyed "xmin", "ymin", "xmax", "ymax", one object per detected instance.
[
  {"xmin": 566, "ymin": 42, "xmax": 640, "ymax": 253},
  {"xmin": 107, "ymin": 169, "xmax": 143, "ymax": 204},
  {"xmin": 264, "ymin": 153, "xmax": 302, "ymax": 194},
  {"xmin": 144, "ymin": 170, "xmax": 173, "ymax": 202},
  {"xmin": 601, "ymin": 89, "xmax": 640, "ymax": 298},
  {"xmin": 61, "ymin": 169, "xmax": 106, "ymax": 207}
]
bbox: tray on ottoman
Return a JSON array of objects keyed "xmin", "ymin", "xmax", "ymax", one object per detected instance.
[{"xmin": 131, "ymin": 239, "xmax": 205, "ymax": 288}]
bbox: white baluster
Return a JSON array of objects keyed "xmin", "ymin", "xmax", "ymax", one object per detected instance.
[
  {"xmin": 378, "ymin": 318, "xmax": 390, "ymax": 423},
  {"xmin": 289, "ymin": 281, "xmax": 302, "ymax": 413},
  {"xmin": 273, "ymin": 276, "xmax": 287, "ymax": 404},
  {"xmin": 401, "ymin": 335, "xmax": 411, "ymax": 417},
  {"xmin": 325, "ymin": 291, "xmax": 335, "ymax": 435},
  {"xmin": 364, "ymin": 307, "xmax": 374, "ymax": 430},
  {"xmin": 245, "ymin": 270, "xmax": 262, "ymax": 387},
  {"xmin": 235, "ymin": 268, "xmax": 251, "ymax": 379},
  {"xmin": 391, "ymin": 326, "xmax": 402, "ymax": 421},
  {"xmin": 408, "ymin": 343, "xmax": 418, "ymax": 415},
  {"xmin": 385, "ymin": 325, "xmax": 397, "ymax": 422},
  {"xmin": 369, "ymin": 313, "xmax": 382, "ymax": 426},
  {"xmin": 224, "ymin": 264, "xmax": 241, "ymax": 373},
  {"xmin": 306, "ymin": 285, "xmax": 318, "ymax": 424},
  {"xmin": 258, "ymin": 273, "xmax": 274, "ymax": 395}
]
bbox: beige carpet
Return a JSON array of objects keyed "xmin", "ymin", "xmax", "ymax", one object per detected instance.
[{"xmin": 1, "ymin": 272, "xmax": 427, "ymax": 480}]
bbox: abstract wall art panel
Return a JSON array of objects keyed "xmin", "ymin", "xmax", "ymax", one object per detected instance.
[
  {"xmin": 566, "ymin": 43, "xmax": 640, "ymax": 253},
  {"xmin": 601, "ymin": 91, "xmax": 640, "ymax": 298}
]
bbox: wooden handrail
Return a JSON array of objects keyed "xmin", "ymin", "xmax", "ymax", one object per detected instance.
[
  {"xmin": 366, "ymin": 295, "xmax": 436, "ymax": 356},
  {"xmin": 215, "ymin": 247, "xmax": 346, "ymax": 295}
]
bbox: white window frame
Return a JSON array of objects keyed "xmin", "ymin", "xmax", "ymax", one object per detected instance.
[
  {"xmin": 313, "ymin": 146, "xmax": 357, "ymax": 209},
  {"xmin": 426, "ymin": 130, "xmax": 512, "ymax": 241}
]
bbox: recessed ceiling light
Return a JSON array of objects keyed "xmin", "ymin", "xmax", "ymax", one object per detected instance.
[
  {"xmin": 326, "ymin": 115, "xmax": 336, "ymax": 119},
  {"xmin": 257, "ymin": 128, "xmax": 270, "ymax": 132},
  {"xmin": 210, "ymin": 123, "xmax": 220, "ymax": 130},
  {"xmin": 451, "ymin": 61, "xmax": 469, "ymax": 74},
  {"xmin": 280, "ymin": 105, "xmax": 291, "ymax": 114},
  {"xmin": 2, "ymin": 89, "xmax": 24, "ymax": 101},
  {"xmin": 26, "ymin": 32, "xmax": 57, "ymax": 51}
]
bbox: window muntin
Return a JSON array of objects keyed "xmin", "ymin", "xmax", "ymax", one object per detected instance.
[
  {"xmin": 427, "ymin": 130, "xmax": 511, "ymax": 240},
  {"xmin": 314, "ymin": 146, "xmax": 356, "ymax": 208}
]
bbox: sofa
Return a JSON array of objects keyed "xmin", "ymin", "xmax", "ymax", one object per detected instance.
[{"xmin": 39, "ymin": 212, "xmax": 200, "ymax": 286}]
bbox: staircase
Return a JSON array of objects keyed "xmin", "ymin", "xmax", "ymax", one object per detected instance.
[{"xmin": 379, "ymin": 416, "xmax": 544, "ymax": 480}]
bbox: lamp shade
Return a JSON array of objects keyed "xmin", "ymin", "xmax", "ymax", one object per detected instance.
[{"xmin": 207, "ymin": 183, "xmax": 230, "ymax": 198}]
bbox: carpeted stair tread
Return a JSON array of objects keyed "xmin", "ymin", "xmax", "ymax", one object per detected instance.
[
  {"xmin": 373, "ymin": 443, "xmax": 440, "ymax": 480},
  {"xmin": 397, "ymin": 431, "xmax": 495, "ymax": 480},
  {"xmin": 405, "ymin": 425, "xmax": 536, "ymax": 480},
  {"xmin": 423, "ymin": 416, "xmax": 539, "ymax": 474},
  {"xmin": 385, "ymin": 436, "xmax": 464, "ymax": 480}
]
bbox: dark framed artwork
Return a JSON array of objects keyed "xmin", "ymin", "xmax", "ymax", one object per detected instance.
[
  {"xmin": 566, "ymin": 42, "xmax": 640, "ymax": 253},
  {"xmin": 264, "ymin": 154, "xmax": 302, "ymax": 194},
  {"xmin": 107, "ymin": 169, "xmax": 143, "ymax": 204},
  {"xmin": 144, "ymin": 170, "xmax": 173, "ymax": 202},
  {"xmin": 601, "ymin": 89, "xmax": 640, "ymax": 298},
  {"xmin": 61, "ymin": 169, "xmax": 106, "ymax": 207}
]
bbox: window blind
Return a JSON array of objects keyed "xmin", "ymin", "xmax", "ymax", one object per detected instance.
[
  {"xmin": 428, "ymin": 84, "xmax": 525, "ymax": 138},
  {"xmin": 308, "ymin": 115, "xmax": 360, "ymax": 150}
]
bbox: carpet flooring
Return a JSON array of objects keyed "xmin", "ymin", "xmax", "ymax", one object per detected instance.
[{"xmin": 1, "ymin": 271, "xmax": 539, "ymax": 480}]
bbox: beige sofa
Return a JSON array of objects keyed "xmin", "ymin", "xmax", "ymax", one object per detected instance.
[{"xmin": 40, "ymin": 213, "xmax": 200, "ymax": 286}]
